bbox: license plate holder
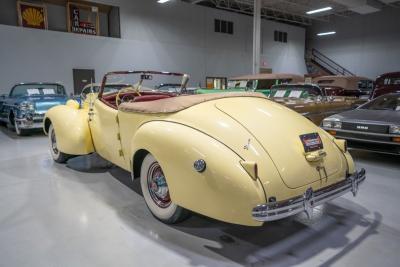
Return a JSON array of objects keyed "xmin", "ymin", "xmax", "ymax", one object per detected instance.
[{"xmin": 300, "ymin": 133, "xmax": 323, "ymax": 152}]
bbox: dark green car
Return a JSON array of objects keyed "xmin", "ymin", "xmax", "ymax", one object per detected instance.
[{"xmin": 195, "ymin": 73, "xmax": 304, "ymax": 96}]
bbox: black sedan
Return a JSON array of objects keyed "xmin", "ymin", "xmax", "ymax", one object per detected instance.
[{"xmin": 321, "ymin": 93, "xmax": 400, "ymax": 154}]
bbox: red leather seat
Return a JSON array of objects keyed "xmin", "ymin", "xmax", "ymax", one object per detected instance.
[{"xmin": 133, "ymin": 95, "xmax": 171, "ymax": 102}]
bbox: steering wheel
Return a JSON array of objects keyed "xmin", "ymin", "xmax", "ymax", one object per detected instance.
[
  {"xmin": 121, "ymin": 94, "xmax": 135, "ymax": 103},
  {"xmin": 115, "ymin": 85, "xmax": 142, "ymax": 107}
]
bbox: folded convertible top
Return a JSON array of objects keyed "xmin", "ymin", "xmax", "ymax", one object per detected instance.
[{"xmin": 119, "ymin": 92, "xmax": 266, "ymax": 114}]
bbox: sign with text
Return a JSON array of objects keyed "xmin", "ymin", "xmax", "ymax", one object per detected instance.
[{"xmin": 68, "ymin": 2, "xmax": 99, "ymax": 36}]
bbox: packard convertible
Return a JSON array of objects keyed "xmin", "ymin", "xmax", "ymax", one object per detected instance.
[
  {"xmin": 0, "ymin": 82, "xmax": 68, "ymax": 135},
  {"xmin": 44, "ymin": 71, "xmax": 365, "ymax": 226}
]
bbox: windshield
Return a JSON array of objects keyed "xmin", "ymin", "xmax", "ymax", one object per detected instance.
[
  {"xmin": 155, "ymin": 84, "xmax": 182, "ymax": 93},
  {"xmin": 228, "ymin": 80, "xmax": 255, "ymax": 89},
  {"xmin": 101, "ymin": 71, "xmax": 188, "ymax": 96},
  {"xmin": 83, "ymin": 84, "xmax": 130, "ymax": 95},
  {"xmin": 360, "ymin": 94, "xmax": 400, "ymax": 111},
  {"xmin": 257, "ymin": 79, "xmax": 292, "ymax": 90},
  {"xmin": 271, "ymin": 84, "xmax": 323, "ymax": 98},
  {"xmin": 11, "ymin": 84, "xmax": 66, "ymax": 97}
]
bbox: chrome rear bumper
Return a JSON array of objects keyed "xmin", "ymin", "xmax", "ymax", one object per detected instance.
[{"xmin": 252, "ymin": 168, "xmax": 366, "ymax": 222}]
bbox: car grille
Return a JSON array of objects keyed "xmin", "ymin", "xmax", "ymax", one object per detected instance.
[
  {"xmin": 341, "ymin": 122, "xmax": 388, "ymax": 134},
  {"xmin": 33, "ymin": 113, "xmax": 45, "ymax": 123}
]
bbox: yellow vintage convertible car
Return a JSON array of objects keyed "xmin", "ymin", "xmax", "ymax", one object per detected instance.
[{"xmin": 43, "ymin": 71, "xmax": 366, "ymax": 226}]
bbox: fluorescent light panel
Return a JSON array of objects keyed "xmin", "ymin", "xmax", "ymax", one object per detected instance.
[
  {"xmin": 306, "ymin": 6, "xmax": 332, "ymax": 14},
  {"xmin": 317, "ymin": 31, "xmax": 336, "ymax": 36},
  {"xmin": 158, "ymin": 0, "xmax": 170, "ymax": 3}
]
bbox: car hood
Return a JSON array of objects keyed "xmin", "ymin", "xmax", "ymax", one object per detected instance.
[
  {"xmin": 331, "ymin": 109, "xmax": 400, "ymax": 124},
  {"xmin": 170, "ymin": 97, "xmax": 346, "ymax": 189},
  {"xmin": 18, "ymin": 95, "xmax": 68, "ymax": 112}
]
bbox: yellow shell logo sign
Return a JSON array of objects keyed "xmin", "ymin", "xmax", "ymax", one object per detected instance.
[{"xmin": 22, "ymin": 7, "xmax": 44, "ymax": 27}]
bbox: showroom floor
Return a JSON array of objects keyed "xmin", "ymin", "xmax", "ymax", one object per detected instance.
[{"xmin": 0, "ymin": 128, "xmax": 399, "ymax": 267}]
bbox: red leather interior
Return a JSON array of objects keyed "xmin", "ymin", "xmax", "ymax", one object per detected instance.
[
  {"xmin": 133, "ymin": 95, "xmax": 171, "ymax": 102},
  {"xmin": 101, "ymin": 91, "xmax": 176, "ymax": 109}
]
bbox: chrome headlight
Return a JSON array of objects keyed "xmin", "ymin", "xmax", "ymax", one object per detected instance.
[
  {"xmin": 333, "ymin": 121, "xmax": 342, "ymax": 129},
  {"xmin": 389, "ymin": 125, "xmax": 400, "ymax": 134},
  {"xmin": 322, "ymin": 118, "xmax": 342, "ymax": 129},
  {"xmin": 19, "ymin": 101, "xmax": 34, "ymax": 111}
]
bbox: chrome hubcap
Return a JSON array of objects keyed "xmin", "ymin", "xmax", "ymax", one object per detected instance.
[
  {"xmin": 147, "ymin": 162, "xmax": 171, "ymax": 208},
  {"xmin": 50, "ymin": 129, "xmax": 58, "ymax": 154}
]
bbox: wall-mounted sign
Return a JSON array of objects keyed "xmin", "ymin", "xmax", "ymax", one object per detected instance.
[
  {"xmin": 67, "ymin": 2, "xmax": 99, "ymax": 36},
  {"xmin": 17, "ymin": 1, "xmax": 48, "ymax": 30}
]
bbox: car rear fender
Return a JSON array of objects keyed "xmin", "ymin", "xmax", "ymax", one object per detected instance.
[
  {"xmin": 130, "ymin": 121, "xmax": 266, "ymax": 226},
  {"xmin": 44, "ymin": 105, "xmax": 94, "ymax": 155}
]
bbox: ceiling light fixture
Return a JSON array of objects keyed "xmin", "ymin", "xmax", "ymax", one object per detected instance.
[
  {"xmin": 306, "ymin": 7, "xmax": 332, "ymax": 14},
  {"xmin": 317, "ymin": 31, "xmax": 336, "ymax": 36},
  {"xmin": 157, "ymin": 0, "xmax": 170, "ymax": 3}
]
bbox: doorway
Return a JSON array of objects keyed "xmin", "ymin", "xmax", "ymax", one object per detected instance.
[{"xmin": 73, "ymin": 69, "xmax": 95, "ymax": 95}]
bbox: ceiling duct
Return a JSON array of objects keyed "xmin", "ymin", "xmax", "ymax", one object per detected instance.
[{"xmin": 332, "ymin": 0, "xmax": 384, "ymax": 14}]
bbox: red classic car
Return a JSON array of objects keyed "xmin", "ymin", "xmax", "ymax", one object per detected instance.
[
  {"xmin": 313, "ymin": 76, "xmax": 373, "ymax": 98},
  {"xmin": 371, "ymin": 72, "xmax": 400, "ymax": 99}
]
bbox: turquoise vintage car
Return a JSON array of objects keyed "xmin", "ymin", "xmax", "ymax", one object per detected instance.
[
  {"xmin": 0, "ymin": 83, "xmax": 68, "ymax": 135},
  {"xmin": 196, "ymin": 73, "xmax": 304, "ymax": 96}
]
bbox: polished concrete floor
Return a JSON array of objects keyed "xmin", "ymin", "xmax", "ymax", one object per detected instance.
[{"xmin": 0, "ymin": 127, "xmax": 399, "ymax": 267}]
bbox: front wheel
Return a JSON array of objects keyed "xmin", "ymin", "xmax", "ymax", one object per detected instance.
[
  {"xmin": 48, "ymin": 124, "xmax": 71, "ymax": 163},
  {"xmin": 140, "ymin": 153, "xmax": 190, "ymax": 224}
]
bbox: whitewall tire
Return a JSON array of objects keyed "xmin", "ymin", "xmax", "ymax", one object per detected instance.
[
  {"xmin": 140, "ymin": 153, "xmax": 190, "ymax": 224},
  {"xmin": 48, "ymin": 124, "xmax": 70, "ymax": 163}
]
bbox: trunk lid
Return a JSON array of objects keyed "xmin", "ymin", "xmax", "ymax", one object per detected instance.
[{"xmin": 216, "ymin": 98, "xmax": 345, "ymax": 189}]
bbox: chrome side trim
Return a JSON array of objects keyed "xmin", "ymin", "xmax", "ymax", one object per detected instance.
[{"xmin": 252, "ymin": 169, "xmax": 366, "ymax": 222}]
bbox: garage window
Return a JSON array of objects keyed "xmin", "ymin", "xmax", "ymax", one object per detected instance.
[
  {"xmin": 215, "ymin": 19, "xmax": 234, "ymax": 35},
  {"xmin": 274, "ymin": 30, "xmax": 288, "ymax": 43}
]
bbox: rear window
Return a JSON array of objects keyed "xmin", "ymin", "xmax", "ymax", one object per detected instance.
[{"xmin": 10, "ymin": 84, "xmax": 66, "ymax": 97}]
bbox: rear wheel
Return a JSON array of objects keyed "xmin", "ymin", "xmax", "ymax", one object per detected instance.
[
  {"xmin": 140, "ymin": 153, "xmax": 190, "ymax": 224},
  {"xmin": 48, "ymin": 124, "xmax": 70, "ymax": 163}
]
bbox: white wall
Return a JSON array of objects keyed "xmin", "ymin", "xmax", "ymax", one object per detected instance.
[
  {"xmin": 0, "ymin": 0, "xmax": 307, "ymax": 94},
  {"xmin": 307, "ymin": 7, "xmax": 400, "ymax": 79}
]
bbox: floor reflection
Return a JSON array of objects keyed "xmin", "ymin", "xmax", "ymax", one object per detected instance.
[{"xmin": 66, "ymin": 153, "xmax": 384, "ymax": 267}]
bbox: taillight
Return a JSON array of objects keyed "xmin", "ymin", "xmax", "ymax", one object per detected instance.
[{"xmin": 240, "ymin": 161, "xmax": 258, "ymax": 180}]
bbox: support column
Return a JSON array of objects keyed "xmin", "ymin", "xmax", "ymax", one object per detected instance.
[{"xmin": 252, "ymin": 0, "xmax": 261, "ymax": 74}]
